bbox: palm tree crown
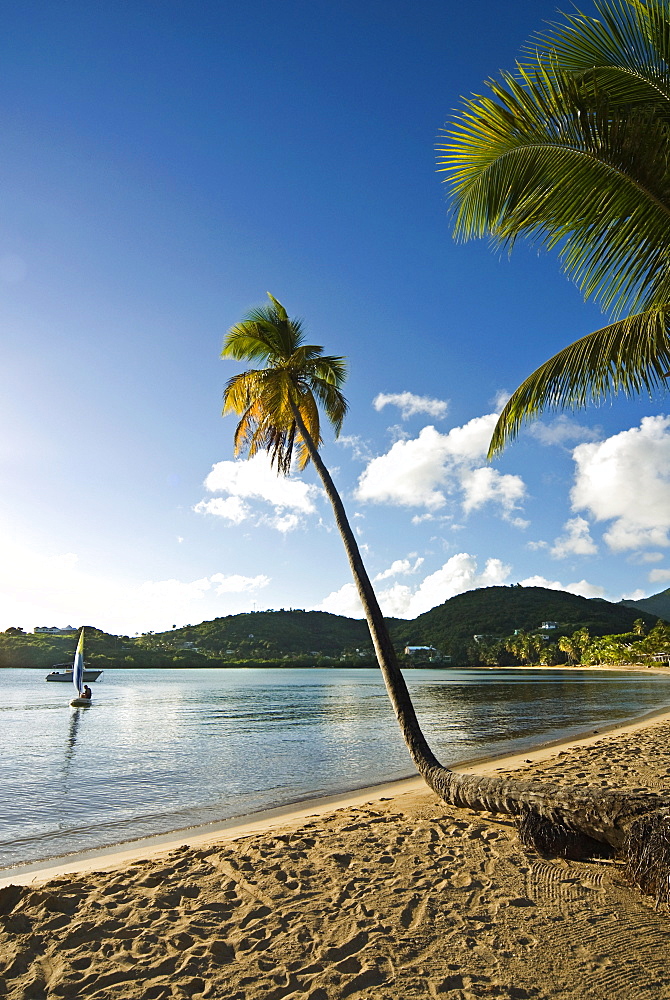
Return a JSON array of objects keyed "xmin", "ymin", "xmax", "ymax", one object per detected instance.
[
  {"xmin": 222, "ymin": 293, "xmax": 348, "ymax": 474},
  {"xmin": 437, "ymin": 0, "xmax": 670, "ymax": 455}
]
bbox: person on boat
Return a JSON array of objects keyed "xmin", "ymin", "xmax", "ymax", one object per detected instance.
[{"xmin": 81, "ymin": 685, "xmax": 92, "ymax": 700}]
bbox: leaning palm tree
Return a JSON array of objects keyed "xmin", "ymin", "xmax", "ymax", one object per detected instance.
[
  {"xmin": 437, "ymin": 0, "xmax": 670, "ymax": 456},
  {"xmin": 222, "ymin": 294, "xmax": 670, "ymax": 905}
]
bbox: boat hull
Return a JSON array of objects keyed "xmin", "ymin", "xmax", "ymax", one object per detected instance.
[
  {"xmin": 70, "ymin": 697, "xmax": 93, "ymax": 706},
  {"xmin": 46, "ymin": 669, "xmax": 103, "ymax": 682}
]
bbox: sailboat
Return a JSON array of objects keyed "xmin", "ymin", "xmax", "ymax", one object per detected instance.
[{"xmin": 70, "ymin": 629, "xmax": 93, "ymax": 707}]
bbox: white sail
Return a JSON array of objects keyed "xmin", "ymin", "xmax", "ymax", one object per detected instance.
[{"xmin": 72, "ymin": 629, "xmax": 85, "ymax": 696}]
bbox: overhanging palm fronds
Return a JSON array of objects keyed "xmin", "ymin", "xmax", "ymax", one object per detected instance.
[
  {"xmin": 489, "ymin": 308, "xmax": 670, "ymax": 454},
  {"xmin": 437, "ymin": 0, "xmax": 670, "ymax": 453},
  {"xmin": 440, "ymin": 66, "xmax": 670, "ymax": 317},
  {"xmin": 524, "ymin": 0, "xmax": 670, "ymax": 109}
]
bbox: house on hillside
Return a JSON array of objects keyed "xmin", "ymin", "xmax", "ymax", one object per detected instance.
[{"xmin": 404, "ymin": 645, "xmax": 450, "ymax": 663}]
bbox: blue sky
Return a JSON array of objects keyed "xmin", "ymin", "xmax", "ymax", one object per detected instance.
[{"xmin": 2, "ymin": 0, "xmax": 669, "ymax": 635}]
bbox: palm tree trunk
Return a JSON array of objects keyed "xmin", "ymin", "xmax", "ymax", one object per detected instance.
[
  {"xmin": 289, "ymin": 400, "xmax": 670, "ymax": 903},
  {"xmin": 288, "ymin": 397, "xmax": 441, "ymax": 775}
]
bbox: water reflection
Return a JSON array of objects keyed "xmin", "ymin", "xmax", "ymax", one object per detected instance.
[
  {"xmin": 63, "ymin": 707, "xmax": 83, "ymax": 771},
  {"xmin": 1, "ymin": 666, "xmax": 670, "ymax": 871}
]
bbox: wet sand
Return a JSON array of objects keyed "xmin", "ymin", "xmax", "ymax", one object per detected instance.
[{"xmin": 2, "ymin": 709, "xmax": 670, "ymax": 999}]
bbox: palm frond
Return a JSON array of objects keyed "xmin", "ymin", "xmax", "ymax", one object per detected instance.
[
  {"xmin": 223, "ymin": 293, "xmax": 305, "ymax": 363},
  {"xmin": 439, "ymin": 66, "xmax": 670, "ymax": 316},
  {"xmin": 265, "ymin": 292, "xmax": 288, "ymax": 322},
  {"xmin": 525, "ymin": 0, "xmax": 670, "ymax": 107},
  {"xmin": 307, "ymin": 376, "xmax": 348, "ymax": 435},
  {"xmin": 223, "ymin": 323, "xmax": 279, "ymax": 363},
  {"xmin": 312, "ymin": 354, "xmax": 348, "ymax": 386},
  {"xmin": 489, "ymin": 307, "xmax": 670, "ymax": 456},
  {"xmin": 223, "ymin": 370, "xmax": 261, "ymax": 415}
]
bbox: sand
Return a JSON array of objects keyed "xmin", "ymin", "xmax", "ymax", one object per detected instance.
[{"xmin": 2, "ymin": 711, "xmax": 670, "ymax": 1000}]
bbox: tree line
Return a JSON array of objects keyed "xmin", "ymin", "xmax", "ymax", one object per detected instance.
[{"xmin": 471, "ymin": 619, "xmax": 670, "ymax": 668}]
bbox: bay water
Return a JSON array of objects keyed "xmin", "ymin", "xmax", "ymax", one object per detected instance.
[{"xmin": 2, "ymin": 665, "xmax": 670, "ymax": 872}]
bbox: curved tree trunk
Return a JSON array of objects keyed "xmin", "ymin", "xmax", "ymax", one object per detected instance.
[{"xmin": 289, "ymin": 400, "xmax": 670, "ymax": 904}]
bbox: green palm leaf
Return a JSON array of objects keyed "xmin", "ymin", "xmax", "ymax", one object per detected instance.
[
  {"xmin": 438, "ymin": 0, "xmax": 670, "ymax": 452},
  {"xmin": 525, "ymin": 0, "xmax": 670, "ymax": 108},
  {"xmin": 489, "ymin": 308, "xmax": 670, "ymax": 455},
  {"xmin": 440, "ymin": 67, "xmax": 670, "ymax": 317}
]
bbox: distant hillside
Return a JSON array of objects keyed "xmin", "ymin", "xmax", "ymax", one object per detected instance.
[
  {"xmin": 153, "ymin": 610, "xmax": 397, "ymax": 658},
  {"xmin": 391, "ymin": 586, "xmax": 662, "ymax": 658},
  {"xmin": 4, "ymin": 587, "xmax": 667, "ymax": 670},
  {"xmin": 621, "ymin": 588, "xmax": 670, "ymax": 621},
  {"xmin": 8, "ymin": 587, "xmax": 662, "ymax": 670},
  {"xmin": 150, "ymin": 587, "xmax": 663, "ymax": 663}
]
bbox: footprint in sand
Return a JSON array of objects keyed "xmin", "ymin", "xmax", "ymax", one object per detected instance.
[{"xmin": 399, "ymin": 895, "xmax": 431, "ymax": 930}]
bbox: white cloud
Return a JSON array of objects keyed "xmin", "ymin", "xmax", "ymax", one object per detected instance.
[
  {"xmin": 267, "ymin": 512, "xmax": 301, "ymax": 533},
  {"xmin": 196, "ymin": 452, "xmax": 320, "ymax": 532},
  {"xmin": 518, "ymin": 575, "xmax": 606, "ymax": 599},
  {"xmin": 629, "ymin": 551, "xmax": 664, "ymax": 564},
  {"xmin": 373, "ymin": 391, "xmax": 449, "ymax": 420},
  {"xmin": 357, "ymin": 426, "xmax": 452, "ymax": 509},
  {"xmin": 204, "ymin": 453, "xmax": 317, "ymax": 512},
  {"xmin": 649, "ymin": 568, "xmax": 670, "ymax": 584},
  {"xmin": 317, "ymin": 582, "xmax": 364, "ymax": 618},
  {"xmin": 492, "ymin": 390, "xmax": 511, "ymax": 411},
  {"xmin": 373, "ymin": 557, "xmax": 424, "ymax": 582},
  {"xmin": 193, "ymin": 496, "xmax": 249, "ymax": 524},
  {"xmin": 571, "ymin": 415, "xmax": 670, "ymax": 551},
  {"xmin": 507, "ymin": 515, "xmax": 531, "ymax": 530},
  {"xmin": 529, "ymin": 415, "xmax": 600, "ymax": 447},
  {"xmin": 396, "ymin": 554, "xmax": 510, "ymax": 617},
  {"xmin": 318, "ymin": 552, "xmax": 511, "ymax": 619},
  {"xmin": 550, "ymin": 516, "xmax": 598, "ymax": 559},
  {"xmin": 337, "ymin": 435, "xmax": 373, "ymax": 461},
  {"xmin": 210, "ymin": 573, "xmax": 270, "ymax": 593},
  {"xmin": 460, "ymin": 466, "xmax": 526, "ymax": 518},
  {"xmin": 356, "ymin": 416, "xmax": 526, "ymax": 522},
  {"xmin": 622, "ymin": 588, "xmax": 647, "ymax": 601}
]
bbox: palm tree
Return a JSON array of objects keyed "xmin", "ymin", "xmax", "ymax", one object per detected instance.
[
  {"xmin": 221, "ymin": 293, "xmax": 438, "ymax": 770},
  {"xmin": 437, "ymin": 0, "xmax": 670, "ymax": 456},
  {"xmin": 558, "ymin": 634, "xmax": 580, "ymax": 665},
  {"xmin": 222, "ymin": 294, "xmax": 670, "ymax": 904}
]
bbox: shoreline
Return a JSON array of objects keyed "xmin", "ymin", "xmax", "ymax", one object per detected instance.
[
  {"xmin": 13, "ymin": 662, "xmax": 670, "ymax": 675},
  {"xmin": 4, "ymin": 700, "xmax": 670, "ymax": 890}
]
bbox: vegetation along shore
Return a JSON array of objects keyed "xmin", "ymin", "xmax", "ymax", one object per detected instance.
[{"xmin": 4, "ymin": 585, "xmax": 669, "ymax": 671}]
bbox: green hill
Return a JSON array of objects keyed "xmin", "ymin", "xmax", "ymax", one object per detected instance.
[
  {"xmin": 621, "ymin": 588, "xmax": 670, "ymax": 621},
  {"xmin": 390, "ymin": 586, "xmax": 662, "ymax": 660},
  {"xmin": 148, "ymin": 610, "xmax": 400, "ymax": 659},
  {"xmin": 151, "ymin": 587, "xmax": 662, "ymax": 664}
]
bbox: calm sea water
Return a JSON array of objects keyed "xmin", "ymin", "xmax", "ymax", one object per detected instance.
[{"xmin": 2, "ymin": 665, "xmax": 670, "ymax": 871}]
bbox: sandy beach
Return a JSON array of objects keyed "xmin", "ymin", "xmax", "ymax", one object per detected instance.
[{"xmin": 2, "ymin": 709, "xmax": 670, "ymax": 999}]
